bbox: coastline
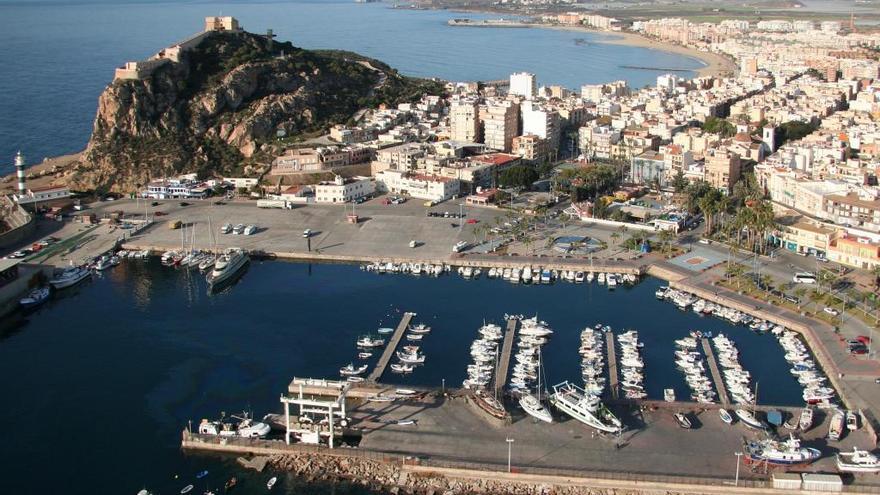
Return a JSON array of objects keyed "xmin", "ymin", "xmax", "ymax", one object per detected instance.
[{"xmin": 529, "ymin": 24, "xmax": 736, "ymax": 79}]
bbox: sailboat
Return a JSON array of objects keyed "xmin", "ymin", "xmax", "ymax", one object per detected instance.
[{"xmin": 519, "ymin": 346, "xmax": 552, "ymax": 423}]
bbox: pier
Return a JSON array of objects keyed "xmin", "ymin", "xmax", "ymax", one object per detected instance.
[
  {"xmin": 606, "ymin": 332, "xmax": 619, "ymax": 400},
  {"xmin": 494, "ymin": 318, "xmax": 518, "ymax": 396},
  {"xmin": 368, "ymin": 312, "xmax": 414, "ymax": 382},
  {"xmin": 701, "ymin": 337, "xmax": 730, "ymax": 406}
]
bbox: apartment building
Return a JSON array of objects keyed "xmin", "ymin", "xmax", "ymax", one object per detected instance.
[
  {"xmin": 704, "ymin": 148, "xmax": 742, "ymax": 192},
  {"xmin": 481, "ymin": 99, "xmax": 519, "ymax": 152}
]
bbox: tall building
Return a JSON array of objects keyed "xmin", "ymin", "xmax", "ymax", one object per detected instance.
[
  {"xmin": 741, "ymin": 57, "xmax": 758, "ymax": 76},
  {"xmin": 705, "ymin": 148, "xmax": 742, "ymax": 192},
  {"xmin": 521, "ymin": 102, "xmax": 560, "ymax": 149},
  {"xmin": 512, "ymin": 134, "xmax": 550, "ymax": 164},
  {"xmin": 509, "ymin": 72, "xmax": 537, "ymax": 99},
  {"xmin": 450, "ymin": 99, "xmax": 480, "ymax": 143},
  {"xmin": 481, "ymin": 99, "xmax": 519, "ymax": 152}
]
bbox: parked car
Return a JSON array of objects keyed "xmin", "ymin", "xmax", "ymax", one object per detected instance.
[
  {"xmin": 303, "ymin": 229, "xmax": 312, "ymax": 238},
  {"xmin": 151, "ymin": 201, "xmax": 160, "ymax": 207},
  {"xmin": 783, "ymin": 295, "xmax": 800, "ymax": 304},
  {"xmin": 154, "ymin": 211, "xmax": 167, "ymax": 216},
  {"xmin": 179, "ymin": 202, "xmax": 191, "ymax": 206},
  {"xmin": 823, "ymin": 307, "xmax": 841, "ymax": 316}
]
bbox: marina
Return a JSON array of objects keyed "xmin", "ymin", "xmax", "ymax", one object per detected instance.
[
  {"xmin": 494, "ymin": 318, "xmax": 518, "ymax": 397},
  {"xmin": 367, "ymin": 312, "xmax": 415, "ymax": 382},
  {"xmin": 605, "ymin": 331, "xmax": 619, "ymax": 400},
  {"xmin": 701, "ymin": 337, "xmax": 731, "ymax": 406}
]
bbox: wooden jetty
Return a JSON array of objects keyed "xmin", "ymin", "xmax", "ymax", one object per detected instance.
[
  {"xmin": 606, "ymin": 332, "xmax": 619, "ymax": 400},
  {"xmin": 494, "ymin": 319, "xmax": 518, "ymax": 396},
  {"xmin": 368, "ymin": 312, "xmax": 415, "ymax": 382},
  {"xmin": 701, "ymin": 337, "xmax": 730, "ymax": 406}
]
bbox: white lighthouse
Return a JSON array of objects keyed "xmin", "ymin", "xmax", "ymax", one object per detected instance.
[{"xmin": 14, "ymin": 151, "xmax": 26, "ymax": 197}]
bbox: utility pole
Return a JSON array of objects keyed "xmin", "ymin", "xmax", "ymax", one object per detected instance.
[
  {"xmin": 734, "ymin": 452, "xmax": 743, "ymax": 486},
  {"xmin": 506, "ymin": 437, "xmax": 515, "ymax": 473}
]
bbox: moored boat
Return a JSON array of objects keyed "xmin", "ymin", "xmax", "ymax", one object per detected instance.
[
  {"xmin": 837, "ymin": 448, "xmax": 880, "ymax": 473},
  {"xmin": 206, "ymin": 248, "xmax": 249, "ymax": 292},
  {"xmin": 339, "ymin": 363, "xmax": 368, "ymax": 376},
  {"xmin": 743, "ymin": 434, "xmax": 821, "ymax": 466},
  {"xmin": 49, "ymin": 265, "xmax": 91, "ymax": 289},
  {"xmin": 19, "ymin": 287, "xmax": 50, "ymax": 309}
]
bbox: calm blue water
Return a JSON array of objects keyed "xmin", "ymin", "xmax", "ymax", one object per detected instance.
[
  {"xmin": 0, "ymin": 0, "xmax": 703, "ymax": 172},
  {"xmin": 0, "ymin": 260, "xmax": 800, "ymax": 495}
]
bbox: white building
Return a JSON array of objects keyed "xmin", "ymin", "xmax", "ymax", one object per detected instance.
[
  {"xmin": 522, "ymin": 101, "xmax": 561, "ymax": 148},
  {"xmin": 482, "ymin": 99, "xmax": 519, "ymax": 152},
  {"xmin": 14, "ymin": 185, "xmax": 71, "ymax": 205},
  {"xmin": 450, "ymin": 99, "xmax": 480, "ymax": 143},
  {"xmin": 510, "ymin": 72, "xmax": 537, "ymax": 99},
  {"xmin": 375, "ymin": 169, "xmax": 460, "ymax": 202},
  {"xmin": 314, "ymin": 175, "xmax": 375, "ymax": 204},
  {"xmin": 142, "ymin": 179, "xmax": 208, "ymax": 199}
]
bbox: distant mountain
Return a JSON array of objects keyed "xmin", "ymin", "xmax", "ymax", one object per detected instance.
[{"xmin": 70, "ymin": 29, "xmax": 442, "ymax": 192}]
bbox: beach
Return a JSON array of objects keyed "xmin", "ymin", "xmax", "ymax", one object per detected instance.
[{"xmin": 541, "ymin": 25, "xmax": 737, "ymax": 79}]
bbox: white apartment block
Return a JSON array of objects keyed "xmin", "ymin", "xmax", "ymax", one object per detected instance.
[
  {"xmin": 522, "ymin": 102, "xmax": 560, "ymax": 148},
  {"xmin": 375, "ymin": 169, "xmax": 461, "ymax": 202},
  {"xmin": 510, "ymin": 72, "xmax": 537, "ymax": 99},
  {"xmin": 450, "ymin": 99, "xmax": 480, "ymax": 143},
  {"xmin": 315, "ymin": 175, "xmax": 375, "ymax": 204},
  {"xmin": 481, "ymin": 99, "xmax": 519, "ymax": 152}
]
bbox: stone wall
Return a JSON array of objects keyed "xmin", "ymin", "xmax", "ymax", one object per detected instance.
[{"xmin": 0, "ymin": 196, "xmax": 34, "ymax": 250}]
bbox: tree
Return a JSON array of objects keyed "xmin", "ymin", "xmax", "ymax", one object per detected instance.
[
  {"xmin": 703, "ymin": 117, "xmax": 736, "ymax": 138},
  {"xmin": 498, "ymin": 166, "xmax": 539, "ymax": 189},
  {"xmin": 658, "ymin": 229, "xmax": 675, "ymax": 255},
  {"xmin": 672, "ymin": 170, "xmax": 689, "ymax": 193},
  {"xmin": 610, "ymin": 232, "xmax": 620, "ymax": 247}
]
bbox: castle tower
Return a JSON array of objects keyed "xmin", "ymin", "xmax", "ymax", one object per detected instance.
[{"xmin": 14, "ymin": 151, "xmax": 26, "ymax": 197}]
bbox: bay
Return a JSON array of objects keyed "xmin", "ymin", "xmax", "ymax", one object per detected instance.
[{"xmin": 0, "ymin": 0, "xmax": 703, "ymax": 172}]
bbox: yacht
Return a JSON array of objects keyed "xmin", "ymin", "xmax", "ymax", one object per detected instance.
[
  {"xmin": 743, "ymin": 434, "xmax": 821, "ymax": 466},
  {"xmin": 735, "ymin": 409, "xmax": 768, "ymax": 430},
  {"xmin": 20, "ymin": 287, "xmax": 51, "ymax": 309},
  {"xmin": 198, "ymin": 255, "xmax": 216, "ymax": 272},
  {"xmin": 49, "ymin": 266, "xmax": 91, "ymax": 289},
  {"xmin": 550, "ymin": 381, "xmax": 621, "ymax": 434},
  {"xmin": 519, "ymin": 393, "xmax": 553, "ymax": 423},
  {"xmin": 837, "ymin": 448, "xmax": 880, "ymax": 473},
  {"xmin": 473, "ymin": 390, "xmax": 507, "ymax": 420},
  {"xmin": 206, "ymin": 248, "xmax": 249, "ymax": 291}
]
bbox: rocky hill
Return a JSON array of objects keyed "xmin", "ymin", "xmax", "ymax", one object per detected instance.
[{"xmin": 71, "ymin": 31, "xmax": 442, "ymax": 192}]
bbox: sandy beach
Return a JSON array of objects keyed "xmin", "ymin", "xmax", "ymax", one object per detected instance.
[{"xmin": 541, "ymin": 25, "xmax": 737, "ymax": 79}]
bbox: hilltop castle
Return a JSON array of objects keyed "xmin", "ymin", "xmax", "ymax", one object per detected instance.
[{"xmin": 113, "ymin": 16, "xmax": 241, "ymax": 81}]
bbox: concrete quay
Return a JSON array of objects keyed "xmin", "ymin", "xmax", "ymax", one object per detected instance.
[
  {"xmin": 701, "ymin": 337, "xmax": 731, "ymax": 407},
  {"xmin": 494, "ymin": 318, "xmax": 517, "ymax": 397},
  {"xmin": 606, "ymin": 332, "xmax": 619, "ymax": 400}
]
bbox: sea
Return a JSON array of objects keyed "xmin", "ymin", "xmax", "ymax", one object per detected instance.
[
  {"xmin": 0, "ymin": 0, "xmax": 706, "ymax": 173},
  {"xmin": 0, "ymin": 260, "xmax": 806, "ymax": 495}
]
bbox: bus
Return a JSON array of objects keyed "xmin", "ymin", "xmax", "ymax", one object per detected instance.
[{"xmin": 793, "ymin": 272, "xmax": 817, "ymax": 284}]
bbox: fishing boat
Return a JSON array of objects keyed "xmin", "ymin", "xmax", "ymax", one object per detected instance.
[
  {"xmin": 49, "ymin": 265, "xmax": 91, "ymax": 289},
  {"xmin": 550, "ymin": 381, "xmax": 621, "ymax": 434},
  {"xmin": 19, "ymin": 287, "xmax": 50, "ymax": 309},
  {"xmin": 390, "ymin": 363, "xmax": 414, "ymax": 373},
  {"xmin": 206, "ymin": 248, "xmax": 249, "ymax": 292},
  {"xmin": 798, "ymin": 407, "xmax": 814, "ymax": 431},
  {"xmin": 719, "ymin": 408, "xmax": 734, "ymax": 425},
  {"xmin": 409, "ymin": 323, "xmax": 431, "ymax": 334},
  {"xmin": 339, "ymin": 363, "xmax": 368, "ymax": 376},
  {"xmin": 267, "ymin": 476, "xmax": 277, "ymax": 490},
  {"xmin": 674, "ymin": 412, "xmax": 692, "ymax": 429},
  {"xmin": 356, "ymin": 336, "xmax": 385, "ymax": 348},
  {"xmin": 743, "ymin": 434, "xmax": 821, "ymax": 466},
  {"xmin": 829, "ymin": 410, "xmax": 845, "ymax": 441},
  {"xmin": 198, "ymin": 412, "xmax": 271, "ymax": 438},
  {"xmin": 735, "ymin": 409, "xmax": 768, "ymax": 430},
  {"xmin": 396, "ymin": 350, "xmax": 425, "ymax": 364},
  {"xmin": 837, "ymin": 448, "xmax": 880, "ymax": 473}
]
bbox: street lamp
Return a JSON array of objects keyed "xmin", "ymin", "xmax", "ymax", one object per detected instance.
[
  {"xmin": 441, "ymin": 378, "xmax": 445, "ymax": 395},
  {"xmin": 506, "ymin": 437, "xmax": 515, "ymax": 473},
  {"xmin": 734, "ymin": 452, "xmax": 743, "ymax": 486}
]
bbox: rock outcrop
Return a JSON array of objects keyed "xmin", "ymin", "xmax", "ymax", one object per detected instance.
[{"xmin": 70, "ymin": 30, "xmax": 440, "ymax": 192}]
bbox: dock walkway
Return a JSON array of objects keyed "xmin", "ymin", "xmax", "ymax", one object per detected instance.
[
  {"xmin": 606, "ymin": 332, "xmax": 618, "ymax": 400},
  {"xmin": 368, "ymin": 312, "xmax": 414, "ymax": 382},
  {"xmin": 701, "ymin": 337, "xmax": 730, "ymax": 406},
  {"xmin": 494, "ymin": 319, "xmax": 517, "ymax": 396}
]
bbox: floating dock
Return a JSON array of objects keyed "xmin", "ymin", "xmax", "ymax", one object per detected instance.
[
  {"xmin": 606, "ymin": 332, "xmax": 618, "ymax": 400},
  {"xmin": 701, "ymin": 338, "xmax": 730, "ymax": 406},
  {"xmin": 494, "ymin": 319, "xmax": 518, "ymax": 396},
  {"xmin": 368, "ymin": 312, "xmax": 415, "ymax": 382}
]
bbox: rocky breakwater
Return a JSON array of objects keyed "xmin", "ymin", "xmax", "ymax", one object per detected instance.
[
  {"xmin": 70, "ymin": 28, "xmax": 442, "ymax": 193},
  {"xmin": 267, "ymin": 453, "xmax": 701, "ymax": 495}
]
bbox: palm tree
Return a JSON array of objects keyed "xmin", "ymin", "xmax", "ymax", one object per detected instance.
[
  {"xmin": 610, "ymin": 232, "xmax": 620, "ymax": 248},
  {"xmin": 658, "ymin": 229, "xmax": 675, "ymax": 256}
]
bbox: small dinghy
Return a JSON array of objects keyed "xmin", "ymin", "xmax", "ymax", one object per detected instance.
[
  {"xmin": 195, "ymin": 470, "xmax": 208, "ymax": 479},
  {"xmin": 180, "ymin": 485, "xmax": 193, "ymax": 494},
  {"xmin": 267, "ymin": 476, "xmax": 277, "ymax": 490}
]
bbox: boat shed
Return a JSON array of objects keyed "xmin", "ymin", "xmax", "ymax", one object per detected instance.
[
  {"xmin": 801, "ymin": 473, "xmax": 842, "ymax": 492},
  {"xmin": 772, "ymin": 473, "xmax": 801, "ymax": 490}
]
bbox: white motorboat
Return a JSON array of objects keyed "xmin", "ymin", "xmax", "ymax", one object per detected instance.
[
  {"xmin": 829, "ymin": 410, "xmax": 845, "ymax": 441},
  {"xmin": 674, "ymin": 412, "xmax": 692, "ymax": 429},
  {"xmin": 550, "ymin": 381, "xmax": 621, "ymax": 434},
  {"xmin": 358, "ymin": 352, "xmax": 372, "ymax": 359},
  {"xmin": 409, "ymin": 323, "xmax": 431, "ymax": 335},
  {"xmin": 220, "ymin": 223, "xmax": 232, "ymax": 234},
  {"xmin": 390, "ymin": 363, "xmax": 414, "ymax": 373},
  {"xmin": 837, "ymin": 448, "xmax": 880, "ymax": 473},
  {"xmin": 574, "ymin": 271, "xmax": 585, "ymax": 283},
  {"xmin": 49, "ymin": 266, "xmax": 91, "ymax": 289},
  {"xmin": 377, "ymin": 327, "xmax": 394, "ymax": 335},
  {"xmin": 396, "ymin": 350, "xmax": 425, "ymax": 364},
  {"xmin": 206, "ymin": 248, "xmax": 249, "ymax": 291},
  {"xmin": 198, "ymin": 255, "xmax": 216, "ymax": 272},
  {"xmin": 798, "ymin": 407, "xmax": 813, "ymax": 431},
  {"xmin": 663, "ymin": 389, "xmax": 676, "ymax": 402},
  {"xmin": 522, "ymin": 266, "xmax": 533, "ymax": 283},
  {"xmin": 339, "ymin": 363, "xmax": 368, "ymax": 376},
  {"xmin": 406, "ymin": 333, "xmax": 423, "ymax": 341},
  {"xmin": 94, "ymin": 255, "xmax": 114, "ymax": 271},
  {"xmin": 243, "ymin": 224, "xmax": 257, "ymax": 235},
  {"xmin": 267, "ymin": 477, "xmax": 277, "ymax": 490},
  {"xmin": 356, "ymin": 336, "xmax": 385, "ymax": 348}
]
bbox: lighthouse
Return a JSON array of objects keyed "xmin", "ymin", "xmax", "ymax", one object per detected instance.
[{"xmin": 14, "ymin": 151, "xmax": 26, "ymax": 197}]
